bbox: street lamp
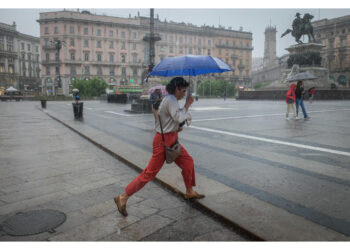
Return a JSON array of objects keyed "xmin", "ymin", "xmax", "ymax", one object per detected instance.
[{"xmin": 51, "ymin": 39, "xmax": 65, "ymax": 95}]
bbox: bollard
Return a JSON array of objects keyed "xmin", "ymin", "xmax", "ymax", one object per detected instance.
[
  {"xmin": 41, "ymin": 100, "xmax": 47, "ymax": 109},
  {"xmin": 72, "ymin": 102, "xmax": 83, "ymax": 119}
]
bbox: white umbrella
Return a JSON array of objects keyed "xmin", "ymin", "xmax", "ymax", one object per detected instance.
[
  {"xmin": 287, "ymin": 71, "xmax": 318, "ymax": 82},
  {"xmin": 5, "ymin": 86, "xmax": 18, "ymax": 92},
  {"xmin": 72, "ymin": 88, "xmax": 79, "ymax": 93}
]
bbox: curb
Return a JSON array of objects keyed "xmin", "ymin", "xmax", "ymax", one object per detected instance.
[{"xmin": 43, "ymin": 109, "xmax": 263, "ymax": 241}]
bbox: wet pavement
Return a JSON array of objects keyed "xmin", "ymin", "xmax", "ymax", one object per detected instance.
[
  {"xmin": 0, "ymin": 101, "xmax": 248, "ymax": 241},
  {"xmin": 1, "ymin": 98, "xmax": 350, "ymax": 240}
]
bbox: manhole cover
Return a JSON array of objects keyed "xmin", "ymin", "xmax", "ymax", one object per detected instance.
[{"xmin": 1, "ymin": 209, "xmax": 66, "ymax": 236}]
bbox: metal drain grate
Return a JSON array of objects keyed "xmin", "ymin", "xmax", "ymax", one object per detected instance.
[{"xmin": 0, "ymin": 209, "xmax": 66, "ymax": 236}]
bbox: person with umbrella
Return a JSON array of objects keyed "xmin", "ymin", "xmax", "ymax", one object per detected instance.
[
  {"xmin": 295, "ymin": 81, "xmax": 310, "ymax": 120},
  {"xmin": 149, "ymin": 87, "xmax": 163, "ymax": 124},
  {"xmin": 285, "ymin": 83, "xmax": 298, "ymax": 120},
  {"xmin": 114, "ymin": 77, "xmax": 204, "ymax": 216}
]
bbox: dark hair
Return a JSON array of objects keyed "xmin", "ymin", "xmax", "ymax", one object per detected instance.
[
  {"xmin": 297, "ymin": 80, "xmax": 303, "ymax": 88},
  {"xmin": 166, "ymin": 77, "xmax": 189, "ymax": 94}
]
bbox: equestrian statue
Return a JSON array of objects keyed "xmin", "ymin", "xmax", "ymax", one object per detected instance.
[{"xmin": 281, "ymin": 13, "xmax": 316, "ymax": 44}]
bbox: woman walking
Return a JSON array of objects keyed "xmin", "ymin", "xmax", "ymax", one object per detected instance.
[
  {"xmin": 295, "ymin": 80, "xmax": 310, "ymax": 120},
  {"xmin": 285, "ymin": 83, "xmax": 297, "ymax": 120},
  {"xmin": 114, "ymin": 77, "xmax": 204, "ymax": 216}
]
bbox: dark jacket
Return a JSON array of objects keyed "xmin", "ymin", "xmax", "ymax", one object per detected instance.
[{"xmin": 295, "ymin": 86, "xmax": 304, "ymax": 99}]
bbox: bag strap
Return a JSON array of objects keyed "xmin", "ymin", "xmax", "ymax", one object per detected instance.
[{"xmin": 158, "ymin": 115, "xmax": 165, "ymax": 143}]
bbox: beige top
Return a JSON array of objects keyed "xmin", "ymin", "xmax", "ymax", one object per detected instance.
[{"xmin": 155, "ymin": 94, "xmax": 191, "ymax": 133}]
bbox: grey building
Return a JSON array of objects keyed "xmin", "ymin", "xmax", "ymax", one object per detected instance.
[{"xmin": 0, "ymin": 21, "xmax": 41, "ymax": 94}]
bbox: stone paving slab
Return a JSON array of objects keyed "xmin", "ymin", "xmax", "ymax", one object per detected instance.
[{"xmin": 0, "ymin": 102, "xmax": 247, "ymax": 241}]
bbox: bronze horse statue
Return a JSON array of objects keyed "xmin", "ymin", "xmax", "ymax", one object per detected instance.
[{"xmin": 281, "ymin": 13, "xmax": 315, "ymax": 44}]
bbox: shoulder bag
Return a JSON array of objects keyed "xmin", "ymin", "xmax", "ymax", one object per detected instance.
[{"xmin": 158, "ymin": 115, "xmax": 181, "ymax": 163}]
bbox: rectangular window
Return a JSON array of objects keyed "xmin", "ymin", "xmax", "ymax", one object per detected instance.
[
  {"xmin": 109, "ymin": 30, "xmax": 113, "ymax": 37},
  {"xmin": 121, "ymin": 31, "xmax": 125, "ymax": 38},
  {"xmin": 198, "ymin": 39, "xmax": 201, "ymax": 45},
  {"xmin": 97, "ymin": 53, "xmax": 102, "ymax": 62},
  {"xmin": 122, "ymin": 67, "xmax": 126, "ymax": 76},
  {"xmin": 84, "ymin": 52, "xmax": 89, "ymax": 61},
  {"xmin": 189, "ymin": 37, "xmax": 192, "ymax": 44},
  {"xmin": 169, "ymin": 36, "xmax": 173, "ymax": 42},
  {"xmin": 84, "ymin": 66, "xmax": 89, "ymax": 75},
  {"xmin": 70, "ymin": 52, "xmax": 75, "ymax": 61},
  {"xmin": 132, "ymin": 43, "xmax": 136, "ymax": 50},
  {"xmin": 46, "ymin": 53, "xmax": 50, "ymax": 61},
  {"xmin": 97, "ymin": 41, "xmax": 102, "ymax": 48},
  {"xmin": 226, "ymin": 40, "xmax": 229, "ymax": 46},
  {"xmin": 110, "ymin": 67, "xmax": 115, "ymax": 76},
  {"xmin": 46, "ymin": 66, "xmax": 50, "ymax": 75},
  {"xmin": 21, "ymin": 43, "xmax": 24, "ymax": 50},
  {"xmin": 133, "ymin": 32, "xmax": 137, "ymax": 39},
  {"xmin": 27, "ymin": 44, "xmax": 31, "ymax": 51},
  {"xmin": 97, "ymin": 29, "xmax": 101, "ymax": 36},
  {"xmin": 45, "ymin": 39, "xmax": 49, "ymax": 46},
  {"xmin": 84, "ymin": 27, "xmax": 88, "ymax": 35},
  {"xmin": 189, "ymin": 48, "xmax": 193, "ymax": 54},
  {"xmin": 121, "ymin": 42, "xmax": 126, "ymax": 50},
  {"xmin": 70, "ymin": 38, "xmax": 75, "ymax": 46},
  {"xmin": 54, "ymin": 26, "xmax": 58, "ymax": 34},
  {"xmin": 179, "ymin": 37, "xmax": 183, "ymax": 44},
  {"xmin": 208, "ymin": 40, "xmax": 211, "ymax": 46},
  {"xmin": 45, "ymin": 27, "xmax": 49, "ymax": 34},
  {"xmin": 97, "ymin": 67, "xmax": 102, "ymax": 76},
  {"xmin": 71, "ymin": 66, "xmax": 76, "ymax": 76},
  {"xmin": 169, "ymin": 46, "xmax": 173, "ymax": 53},
  {"xmin": 132, "ymin": 54, "xmax": 137, "ymax": 63},
  {"xmin": 36, "ymin": 46, "xmax": 39, "ymax": 52},
  {"xmin": 70, "ymin": 26, "xmax": 74, "ymax": 34},
  {"xmin": 219, "ymin": 40, "xmax": 222, "ymax": 45},
  {"xmin": 109, "ymin": 53, "xmax": 114, "ymax": 62},
  {"xmin": 109, "ymin": 41, "xmax": 114, "ymax": 49},
  {"xmin": 56, "ymin": 66, "xmax": 59, "ymax": 74},
  {"xmin": 133, "ymin": 68, "xmax": 137, "ymax": 76},
  {"xmin": 84, "ymin": 39, "xmax": 88, "ymax": 47}
]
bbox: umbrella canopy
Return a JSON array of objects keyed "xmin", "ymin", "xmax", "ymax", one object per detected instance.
[
  {"xmin": 5, "ymin": 86, "xmax": 18, "ymax": 92},
  {"xmin": 148, "ymin": 85, "xmax": 168, "ymax": 95},
  {"xmin": 287, "ymin": 71, "xmax": 318, "ymax": 82},
  {"xmin": 148, "ymin": 55, "xmax": 232, "ymax": 77},
  {"xmin": 72, "ymin": 88, "xmax": 79, "ymax": 93}
]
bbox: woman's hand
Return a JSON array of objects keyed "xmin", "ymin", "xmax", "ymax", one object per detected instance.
[
  {"xmin": 178, "ymin": 127, "xmax": 183, "ymax": 132},
  {"xmin": 184, "ymin": 96, "xmax": 194, "ymax": 111}
]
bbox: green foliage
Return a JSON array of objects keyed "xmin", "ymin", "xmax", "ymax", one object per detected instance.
[
  {"xmin": 253, "ymin": 82, "xmax": 270, "ymax": 90},
  {"xmin": 161, "ymin": 80, "xmax": 170, "ymax": 86},
  {"xmin": 197, "ymin": 79, "xmax": 236, "ymax": 97},
  {"xmin": 72, "ymin": 78, "xmax": 108, "ymax": 98}
]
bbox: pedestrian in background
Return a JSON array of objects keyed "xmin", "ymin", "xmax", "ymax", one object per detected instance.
[
  {"xmin": 285, "ymin": 83, "xmax": 297, "ymax": 120},
  {"xmin": 150, "ymin": 88, "xmax": 163, "ymax": 123},
  {"xmin": 114, "ymin": 77, "xmax": 204, "ymax": 217},
  {"xmin": 308, "ymin": 87, "xmax": 315, "ymax": 103},
  {"xmin": 295, "ymin": 80, "xmax": 310, "ymax": 120}
]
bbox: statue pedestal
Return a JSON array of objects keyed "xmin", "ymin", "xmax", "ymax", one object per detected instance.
[{"xmin": 280, "ymin": 43, "xmax": 335, "ymax": 89}]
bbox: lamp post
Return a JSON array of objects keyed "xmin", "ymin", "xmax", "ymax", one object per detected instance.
[{"xmin": 51, "ymin": 39, "xmax": 65, "ymax": 95}]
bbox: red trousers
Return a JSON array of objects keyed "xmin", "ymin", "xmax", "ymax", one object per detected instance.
[{"xmin": 125, "ymin": 131, "xmax": 196, "ymax": 196}]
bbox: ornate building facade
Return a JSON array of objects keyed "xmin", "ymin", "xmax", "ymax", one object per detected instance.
[
  {"xmin": 313, "ymin": 15, "xmax": 350, "ymax": 87},
  {"xmin": 38, "ymin": 10, "xmax": 253, "ymax": 96},
  {"xmin": 0, "ymin": 21, "xmax": 41, "ymax": 93}
]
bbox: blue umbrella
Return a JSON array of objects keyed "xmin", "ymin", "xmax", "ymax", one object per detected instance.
[{"xmin": 148, "ymin": 55, "xmax": 232, "ymax": 77}]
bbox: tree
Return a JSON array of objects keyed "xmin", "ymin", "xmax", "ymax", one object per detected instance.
[
  {"xmin": 197, "ymin": 79, "xmax": 236, "ymax": 97},
  {"xmin": 72, "ymin": 78, "xmax": 108, "ymax": 98}
]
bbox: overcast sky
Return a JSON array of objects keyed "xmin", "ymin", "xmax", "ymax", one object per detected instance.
[{"xmin": 1, "ymin": 2, "xmax": 349, "ymax": 58}]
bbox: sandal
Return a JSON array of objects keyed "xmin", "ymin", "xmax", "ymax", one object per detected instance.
[
  {"xmin": 184, "ymin": 192, "xmax": 205, "ymax": 200},
  {"xmin": 114, "ymin": 195, "xmax": 128, "ymax": 216}
]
